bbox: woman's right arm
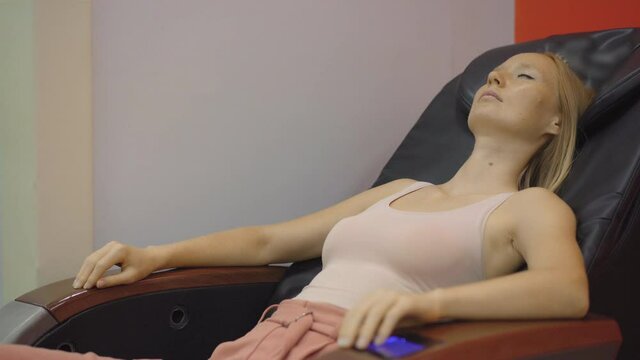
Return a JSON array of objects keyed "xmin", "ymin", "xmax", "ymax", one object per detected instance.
[
  {"xmin": 73, "ymin": 178, "xmax": 415, "ymax": 290},
  {"xmin": 73, "ymin": 226, "xmax": 269, "ymax": 290}
]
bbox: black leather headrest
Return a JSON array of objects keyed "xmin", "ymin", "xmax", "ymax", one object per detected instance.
[{"xmin": 457, "ymin": 28, "xmax": 640, "ymax": 133}]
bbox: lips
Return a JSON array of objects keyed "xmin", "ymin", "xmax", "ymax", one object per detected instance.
[{"xmin": 481, "ymin": 90, "xmax": 502, "ymax": 102}]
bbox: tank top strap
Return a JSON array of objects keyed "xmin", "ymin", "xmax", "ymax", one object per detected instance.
[
  {"xmin": 479, "ymin": 191, "xmax": 517, "ymax": 213},
  {"xmin": 366, "ymin": 181, "xmax": 429, "ymax": 211},
  {"xmin": 394, "ymin": 181, "xmax": 431, "ymax": 199},
  {"xmin": 475, "ymin": 191, "xmax": 517, "ymax": 279},
  {"xmin": 477, "ymin": 191, "xmax": 517, "ymax": 241}
]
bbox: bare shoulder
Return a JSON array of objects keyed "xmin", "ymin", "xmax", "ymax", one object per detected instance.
[
  {"xmin": 506, "ymin": 187, "xmax": 580, "ymax": 270},
  {"xmin": 509, "ymin": 186, "xmax": 576, "ymax": 224},
  {"xmin": 323, "ymin": 177, "xmax": 418, "ymax": 216},
  {"xmin": 376, "ymin": 178, "xmax": 417, "ymax": 194},
  {"xmin": 353, "ymin": 177, "xmax": 418, "ymax": 206}
]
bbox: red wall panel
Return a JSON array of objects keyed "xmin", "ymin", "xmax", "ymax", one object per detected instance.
[{"xmin": 515, "ymin": 0, "xmax": 640, "ymax": 43}]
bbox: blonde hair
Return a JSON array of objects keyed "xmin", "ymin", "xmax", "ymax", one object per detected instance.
[{"xmin": 518, "ymin": 52, "xmax": 596, "ymax": 193}]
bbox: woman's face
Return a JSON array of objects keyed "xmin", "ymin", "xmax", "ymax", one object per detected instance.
[{"xmin": 468, "ymin": 52, "xmax": 561, "ymax": 143}]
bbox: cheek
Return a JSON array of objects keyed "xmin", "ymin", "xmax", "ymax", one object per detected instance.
[
  {"xmin": 516, "ymin": 88, "xmax": 545, "ymax": 107},
  {"xmin": 510, "ymin": 91, "xmax": 549, "ymax": 122}
]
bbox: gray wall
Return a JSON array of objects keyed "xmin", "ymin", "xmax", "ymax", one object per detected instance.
[{"xmin": 92, "ymin": 0, "xmax": 514, "ymax": 251}]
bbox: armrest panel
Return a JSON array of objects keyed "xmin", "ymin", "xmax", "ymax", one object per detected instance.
[
  {"xmin": 16, "ymin": 265, "xmax": 286, "ymax": 322},
  {"xmin": 320, "ymin": 313, "xmax": 621, "ymax": 359}
]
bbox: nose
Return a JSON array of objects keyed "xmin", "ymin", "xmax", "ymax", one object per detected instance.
[{"xmin": 487, "ymin": 70, "xmax": 502, "ymax": 87}]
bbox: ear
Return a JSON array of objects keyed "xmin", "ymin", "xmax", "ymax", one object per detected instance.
[{"xmin": 545, "ymin": 114, "xmax": 561, "ymax": 136}]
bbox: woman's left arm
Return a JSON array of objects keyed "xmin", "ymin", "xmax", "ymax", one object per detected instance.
[
  {"xmin": 338, "ymin": 188, "xmax": 589, "ymax": 350},
  {"xmin": 433, "ymin": 188, "xmax": 589, "ymax": 320}
]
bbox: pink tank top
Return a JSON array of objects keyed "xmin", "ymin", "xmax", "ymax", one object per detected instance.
[{"xmin": 293, "ymin": 181, "xmax": 516, "ymax": 310}]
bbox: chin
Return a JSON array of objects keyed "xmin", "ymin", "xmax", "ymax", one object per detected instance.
[{"xmin": 467, "ymin": 111, "xmax": 511, "ymax": 136}]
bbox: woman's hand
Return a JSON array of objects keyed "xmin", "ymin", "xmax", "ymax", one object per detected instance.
[
  {"xmin": 73, "ymin": 241, "xmax": 164, "ymax": 290},
  {"xmin": 337, "ymin": 289, "xmax": 441, "ymax": 350}
]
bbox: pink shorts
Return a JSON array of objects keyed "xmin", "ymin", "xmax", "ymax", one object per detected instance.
[{"xmin": 209, "ymin": 298, "xmax": 348, "ymax": 360}]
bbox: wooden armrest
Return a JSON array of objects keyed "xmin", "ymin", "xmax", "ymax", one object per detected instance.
[
  {"xmin": 16, "ymin": 266, "xmax": 286, "ymax": 323},
  {"xmin": 319, "ymin": 313, "xmax": 621, "ymax": 360}
]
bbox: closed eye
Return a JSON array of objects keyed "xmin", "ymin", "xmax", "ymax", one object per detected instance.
[{"xmin": 518, "ymin": 74, "xmax": 535, "ymax": 80}]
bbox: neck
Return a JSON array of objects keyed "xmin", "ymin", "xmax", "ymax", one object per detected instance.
[{"xmin": 439, "ymin": 136, "xmax": 540, "ymax": 196}]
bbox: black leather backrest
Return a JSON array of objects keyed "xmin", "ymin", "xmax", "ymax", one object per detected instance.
[
  {"xmin": 369, "ymin": 28, "xmax": 640, "ymax": 358},
  {"xmin": 269, "ymin": 30, "xmax": 640, "ymax": 331},
  {"xmin": 458, "ymin": 28, "xmax": 640, "ymax": 133},
  {"xmin": 373, "ymin": 28, "xmax": 640, "ymax": 274}
]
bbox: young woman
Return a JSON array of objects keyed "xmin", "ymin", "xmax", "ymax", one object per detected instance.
[{"xmin": 0, "ymin": 51, "xmax": 595, "ymax": 359}]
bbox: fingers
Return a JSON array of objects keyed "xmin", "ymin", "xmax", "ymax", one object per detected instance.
[
  {"xmin": 353, "ymin": 296, "xmax": 397, "ymax": 349},
  {"xmin": 83, "ymin": 246, "xmax": 127, "ymax": 289},
  {"xmin": 375, "ymin": 302, "xmax": 412, "ymax": 346},
  {"xmin": 338, "ymin": 295, "xmax": 378, "ymax": 349},
  {"xmin": 95, "ymin": 268, "xmax": 136, "ymax": 288},
  {"xmin": 339, "ymin": 291, "xmax": 400, "ymax": 350},
  {"xmin": 338, "ymin": 291, "xmax": 418, "ymax": 350},
  {"xmin": 74, "ymin": 241, "xmax": 126, "ymax": 289},
  {"xmin": 73, "ymin": 244, "xmax": 112, "ymax": 289}
]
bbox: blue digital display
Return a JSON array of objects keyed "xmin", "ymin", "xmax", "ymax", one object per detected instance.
[{"xmin": 366, "ymin": 335, "xmax": 427, "ymax": 358}]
